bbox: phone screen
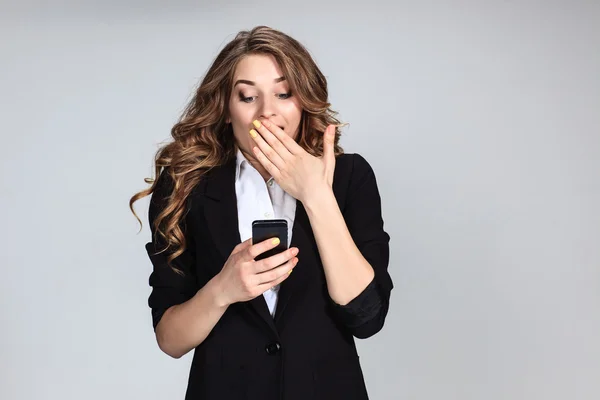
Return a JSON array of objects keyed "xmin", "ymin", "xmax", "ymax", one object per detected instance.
[{"xmin": 252, "ymin": 219, "xmax": 288, "ymax": 261}]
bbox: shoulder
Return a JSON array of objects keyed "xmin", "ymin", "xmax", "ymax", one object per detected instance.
[
  {"xmin": 332, "ymin": 153, "xmax": 379, "ymax": 207},
  {"xmin": 334, "ymin": 153, "xmax": 376, "ymax": 182}
]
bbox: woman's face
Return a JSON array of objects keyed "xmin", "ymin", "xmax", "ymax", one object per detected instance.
[{"xmin": 227, "ymin": 54, "xmax": 303, "ymax": 160}]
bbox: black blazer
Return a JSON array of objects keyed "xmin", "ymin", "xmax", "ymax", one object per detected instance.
[{"xmin": 146, "ymin": 153, "xmax": 393, "ymax": 400}]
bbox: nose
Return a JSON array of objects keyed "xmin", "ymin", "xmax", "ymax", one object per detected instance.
[{"xmin": 257, "ymin": 95, "xmax": 277, "ymax": 120}]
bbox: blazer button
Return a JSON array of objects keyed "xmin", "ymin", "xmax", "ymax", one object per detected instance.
[{"xmin": 265, "ymin": 342, "xmax": 281, "ymax": 355}]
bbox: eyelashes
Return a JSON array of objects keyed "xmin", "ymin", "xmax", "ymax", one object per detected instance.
[
  {"xmin": 239, "ymin": 94, "xmax": 255, "ymax": 103},
  {"xmin": 239, "ymin": 92, "xmax": 293, "ymax": 103}
]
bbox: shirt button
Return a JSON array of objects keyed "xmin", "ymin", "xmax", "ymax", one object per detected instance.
[
  {"xmin": 265, "ymin": 342, "xmax": 281, "ymax": 355},
  {"xmin": 268, "ymin": 179, "xmax": 274, "ymax": 187},
  {"xmin": 264, "ymin": 212, "xmax": 272, "ymax": 218}
]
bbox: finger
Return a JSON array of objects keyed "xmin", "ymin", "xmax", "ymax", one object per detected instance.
[
  {"xmin": 246, "ymin": 236, "xmax": 283, "ymax": 261},
  {"xmin": 253, "ymin": 119, "xmax": 294, "ymax": 159},
  {"xmin": 259, "ymin": 118, "xmax": 304, "ymax": 156},
  {"xmin": 252, "ymin": 146, "xmax": 280, "ymax": 179},
  {"xmin": 249, "ymin": 125, "xmax": 286, "ymax": 170},
  {"xmin": 256, "ymin": 257, "xmax": 298, "ymax": 286},
  {"xmin": 253, "ymin": 247, "xmax": 299, "ymax": 273},
  {"xmin": 233, "ymin": 238, "xmax": 253, "ymax": 254}
]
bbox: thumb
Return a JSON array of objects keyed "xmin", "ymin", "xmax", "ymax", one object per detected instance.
[{"xmin": 322, "ymin": 125, "xmax": 336, "ymax": 162}]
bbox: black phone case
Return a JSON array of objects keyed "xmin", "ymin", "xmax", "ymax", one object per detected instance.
[{"xmin": 252, "ymin": 219, "xmax": 288, "ymax": 261}]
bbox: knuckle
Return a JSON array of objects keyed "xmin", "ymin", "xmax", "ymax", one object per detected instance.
[
  {"xmin": 274, "ymin": 258, "xmax": 286, "ymax": 268},
  {"xmin": 278, "ymin": 256, "xmax": 289, "ymax": 266},
  {"xmin": 241, "ymin": 263, "xmax": 253, "ymax": 277},
  {"xmin": 257, "ymin": 261, "xmax": 270, "ymax": 273},
  {"xmin": 252, "ymin": 260, "xmax": 264, "ymax": 272},
  {"xmin": 271, "ymin": 269, "xmax": 282, "ymax": 280},
  {"xmin": 263, "ymin": 272, "xmax": 274, "ymax": 282},
  {"xmin": 247, "ymin": 247, "xmax": 257, "ymax": 259},
  {"xmin": 242, "ymin": 278, "xmax": 253, "ymax": 293}
]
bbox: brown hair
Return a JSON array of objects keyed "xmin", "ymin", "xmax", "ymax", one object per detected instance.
[{"xmin": 129, "ymin": 25, "xmax": 346, "ymax": 272}]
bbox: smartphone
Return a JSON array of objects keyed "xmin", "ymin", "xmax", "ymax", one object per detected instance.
[{"xmin": 252, "ymin": 219, "xmax": 288, "ymax": 261}]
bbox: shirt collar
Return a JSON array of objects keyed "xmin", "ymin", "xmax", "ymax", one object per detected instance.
[
  {"xmin": 235, "ymin": 148, "xmax": 247, "ymax": 182},
  {"xmin": 235, "ymin": 147, "xmax": 275, "ymax": 185}
]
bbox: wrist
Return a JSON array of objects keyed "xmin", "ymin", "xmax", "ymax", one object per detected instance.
[
  {"xmin": 207, "ymin": 273, "xmax": 232, "ymax": 309},
  {"xmin": 302, "ymin": 184, "xmax": 335, "ymax": 213}
]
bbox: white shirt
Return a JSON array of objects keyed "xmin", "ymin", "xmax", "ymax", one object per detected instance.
[{"xmin": 234, "ymin": 148, "xmax": 297, "ymax": 316}]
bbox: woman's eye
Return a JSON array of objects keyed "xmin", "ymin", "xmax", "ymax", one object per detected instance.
[
  {"xmin": 239, "ymin": 92, "xmax": 292, "ymax": 103},
  {"xmin": 240, "ymin": 95, "xmax": 256, "ymax": 103}
]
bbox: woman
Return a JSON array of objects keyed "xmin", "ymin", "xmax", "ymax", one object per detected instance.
[{"xmin": 130, "ymin": 26, "xmax": 393, "ymax": 400}]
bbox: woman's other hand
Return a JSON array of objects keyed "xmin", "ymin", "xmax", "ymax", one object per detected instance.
[{"xmin": 214, "ymin": 238, "xmax": 299, "ymax": 307}]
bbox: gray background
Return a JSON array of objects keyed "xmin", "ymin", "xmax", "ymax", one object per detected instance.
[{"xmin": 1, "ymin": 1, "xmax": 599, "ymax": 399}]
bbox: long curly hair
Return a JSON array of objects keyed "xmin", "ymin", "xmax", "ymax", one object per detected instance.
[{"xmin": 129, "ymin": 26, "xmax": 346, "ymax": 272}]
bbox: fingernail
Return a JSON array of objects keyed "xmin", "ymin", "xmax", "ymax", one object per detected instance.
[
  {"xmin": 271, "ymin": 238, "xmax": 280, "ymax": 245},
  {"xmin": 292, "ymin": 248, "xmax": 299, "ymax": 256},
  {"xmin": 249, "ymin": 129, "xmax": 258, "ymax": 138},
  {"xmin": 252, "ymin": 120, "xmax": 261, "ymax": 128}
]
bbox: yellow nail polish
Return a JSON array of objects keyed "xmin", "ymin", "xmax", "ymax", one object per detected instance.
[
  {"xmin": 288, "ymin": 269, "xmax": 293, "ymax": 275},
  {"xmin": 252, "ymin": 120, "xmax": 261, "ymax": 128},
  {"xmin": 271, "ymin": 237, "xmax": 280, "ymax": 245},
  {"xmin": 249, "ymin": 129, "xmax": 258, "ymax": 138}
]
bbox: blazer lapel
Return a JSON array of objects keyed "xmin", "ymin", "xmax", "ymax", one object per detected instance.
[
  {"xmin": 202, "ymin": 158, "xmax": 278, "ymax": 334},
  {"xmin": 202, "ymin": 158, "xmax": 240, "ymax": 269},
  {"xmin": 274, "ymin": 201, "xmax": 320, "ymax": 329}
]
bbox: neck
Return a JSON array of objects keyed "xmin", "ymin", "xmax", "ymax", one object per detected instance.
[{"xmin": 239, "ymin": 148, "xmax": 271, "ymax": 182}]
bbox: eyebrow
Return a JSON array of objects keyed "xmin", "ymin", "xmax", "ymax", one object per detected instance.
[{"xmin": 234, "ymin": 76, "xmax": 286, "ymax": 87}]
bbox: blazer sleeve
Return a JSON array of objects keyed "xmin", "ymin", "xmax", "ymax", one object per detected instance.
[
  {"xmin": 146, "ymin": 168, "xmax": 198, "ymax": 331},
  {"xmin": 330, "ymin": 153, "xmax": 394, "ymax": 339}
]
